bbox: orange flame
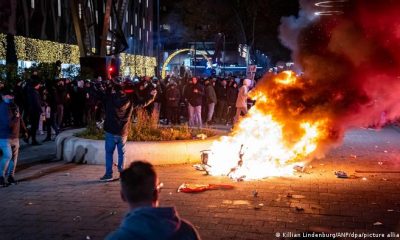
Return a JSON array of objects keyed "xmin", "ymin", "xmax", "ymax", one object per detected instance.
[{"xmin": 207, "ymin": 71, "xmax": 329, "ymax": 180}]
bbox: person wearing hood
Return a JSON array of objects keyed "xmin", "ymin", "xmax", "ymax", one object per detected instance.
[
  {"xmin": 98, "ymin": 80, "xmax": 156, "ymax": 182},
  {"xmin": 106, "ymin": 161, "xmax": 201, "ymax": 240},
  {"xmin": 0, "ymin": 90, "xmax": 27, "ymax": 186}
]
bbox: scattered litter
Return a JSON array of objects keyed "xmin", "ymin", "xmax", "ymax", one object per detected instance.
[
  {"xmin": 193, "ymin": 164, "xmax": 206, "ymax": 171},
  {"xmin": 350, "ymin": 154, "xmax": 357, "ymax": 158},
  {"xmin": 110, "ymin": 211, "xmax": 117, "ymax": 215},
  {"xmin": 373, "ymin": 221, "xmax": 383, "ymax": 226},
  {"xmin": 382, "ymin": 178, "xmax": 388, "ymax": 181},
  {"xmin": 387, "ymin": 209, "xmax": 394, "ymax": 212},
  {"xmin": 335, "ymin": 171, "xmax": 348, "ymax": 178},
  {"xmin": 196, "ymin": 134, "xmax": 207, "ymax": 140},
  {"xmin": 378, "ymin": 162, "xmax": 383, "ymax": 165},
  {"xmin": 361, "ymin": 177, "xmax": 368, "ymax": 181},
  {"xmin": 308, "ymin": 165, "xmax": 313, "ymax": 169},
  {"xmin": 375, "ymin": 145, "xmax": 378, "ymax": 148},
  {"xmin": 64, "ymin": 173, "xmax": 70, "ymax": 176},
  {"xmin": 295, "ymin": 206, "xmax": 304, "ymax": 211},
  {"xmin": 73, "ymin": 216, "xmax": 81, "ymax": 222},
  {"xmin": 254, "ymin": 203, "xmax": 264, "ymax": 210},
  {"xmin": 371, "ymin": 202, "xmax": 377, "ymax": 205},
  {"xmin": 177, "ymin": 183, "xmax": 234, "ymax": 193},
  {"xmin": 384, "ymin": 150, "xmax": 388, "ymax": 153},
  {"xmin": 86, "ymin": 236, "xmax": 91, "ymax": 240},
  {"xmin": 26, "ymin": 202, "xmax": 33, "ymax": 206},
  {"xmin": 252, "ymin": 190, "xmax": 258, "ymax": 198},
  {"xmin": 286, "ymin": 193, "xmax": 306, "ymax": 199},
  {"xmin": 293, "ymin": 165, "xmax": 305, "ymax": 172},
  {"xmin": 320, "ymin": 163, "xmax": 324, "ymax": 166},
  {"xmin": 169, "ymin": 192, "xmax": 172, "ymax": 195}
]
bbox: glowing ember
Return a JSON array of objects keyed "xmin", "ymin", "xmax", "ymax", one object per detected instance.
[{"xmin": 207, "ymin": 71, "xmax": 329, "ymax": 180}]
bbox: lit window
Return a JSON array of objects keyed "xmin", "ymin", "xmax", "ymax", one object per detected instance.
[
  {"xmin": 147, "ymin": 31, "xmax": 149, "ymax": 42},
  {"xmin": 150, "ymin": 20, "xmax": 152, "ymax": 32},
  {"xmin": 139, "ymin": 28, "xmax": 141, "ymax": 40},
  {"xmin": 131, "ymin": 25, "xmax": 133, "ymax": 35},
  {"xmin": 143, "ymin": 18, "xmax": 145, "ymax": 29},
  {"xmin": 146, "ymin": 0, "xmax": 149, "ymax": 8},
  {"xmin": 126, "ymin": 11, "xmax": 128, "ymax": 23}
]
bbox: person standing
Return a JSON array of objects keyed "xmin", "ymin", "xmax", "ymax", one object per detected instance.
[
  {"xmin": 204, "ymin": 79, "xmax": 217, "ymax": 125},
  {"xmin": 227, "ymin": 80, "xmax": 239, "ymax": 125},
  {"xmin": 215, "ymin": 78, "xmax": 228, "ymax": 123},
  {"xmin": 26, "ymin": 77, "xmax": 43, "ymax": 145},
  {"xmin": 185, "ymin": 77, "xmax": 204, "ymax": 128},
  {"xmin": 234, "ymin": 79, "xmax": 251, "ymax": 125},
  {"xmin": 0, "ymin": 90, "xmax": 26, "ymax": 186},
  {"xmin": 99, "ymin": 80, "xmax": 156, "ymax": 181},
  {"xmin": 165, "ymin": 81, "xmax": 181, "ymax": 125}
]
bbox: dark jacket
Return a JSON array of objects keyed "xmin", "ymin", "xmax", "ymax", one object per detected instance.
[
  {"xmin": 215, "ymin": 84, "xmax": 228, "ymax": 101},
  {"xmin": 103, "ymin": 91, "xmax": 134, "ymax": 137},
  {"xmin": 185, "ymin": 83, "xmax": 204, "ymax": 107},
  {"xmin": 0, "ymin": 101, "xmax": 21, "ymax": 139},
  {"xmin": 106, "ymin": 207, "xmax": 201, "ymax": 240},
  {"xmin": 205, "ymin": 84, "xmax": 217, "ymax": 104},
  {"xmin": 26, "ymin": 86, "xmax": 42, "ymax": 115},
  {"xmin": 165, "ymin": 86, "xmax": 181, "ymax": 107},
  {"xmin": 227, "ymin": 86, "xmax": 239, "ymax": 105},
  {"xmin": 101, "ymin": 88, "xmax": 155, "ymax": 137}
]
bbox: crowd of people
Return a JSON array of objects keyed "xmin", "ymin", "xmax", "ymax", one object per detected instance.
[
  {"xmin": 1, "ymin": 72, "xmax": 255, "ymax": 143},
  {"xmin": 0, "ymin": 71, "xmax": 256, "ymax": 185}
]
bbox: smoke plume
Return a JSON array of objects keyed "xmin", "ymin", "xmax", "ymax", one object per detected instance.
[{"xmin": 256, "ymin": 0, "xmax": 400, "ymax": 150}]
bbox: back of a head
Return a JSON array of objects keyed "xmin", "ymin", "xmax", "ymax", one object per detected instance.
[{"xmin": 120, "ymin": 161, "xmax": 157, "ymax": 204}]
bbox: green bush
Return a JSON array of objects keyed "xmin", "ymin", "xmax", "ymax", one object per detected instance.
[{"xmin": 76, "ymin": 108, "xmax": 217, "ymax": 141}]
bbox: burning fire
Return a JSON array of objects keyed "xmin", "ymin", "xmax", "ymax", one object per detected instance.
[{"xmin": 206, "ymin": 71, "xmax": 330, "ymax": 180}]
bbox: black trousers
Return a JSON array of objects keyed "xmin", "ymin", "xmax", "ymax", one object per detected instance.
[
  {"xmin": 166, "ymin": 106, "xmax": 180, "ymax": 124},
  {"xmin": 29, "ymin": 113, "xmax": 40, "ymax": 143}
]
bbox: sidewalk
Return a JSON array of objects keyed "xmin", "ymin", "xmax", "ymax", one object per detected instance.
[{"xmin": 1, "ymin": 127, "xmax": 400, "ymax": 240}]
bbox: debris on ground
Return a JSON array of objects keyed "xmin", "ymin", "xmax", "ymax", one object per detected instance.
[
  {"xmin": 335, "ymin": 171, "xmax": 348, "ymax": 178},
  {"xmin": 378, "ymin": 162, "xmax": 383, "ymax": 165},
  {"xmin": 254, "ymin": 203, "xmax": 264, "ymax": 210},
  {"xmin": 64, "ymin": 173, "xmax": 70, "ymax": 176},
  {"xmin": 193, "ymin": 164, "xmax": 206, "ymax": 171},
  {"xmin": 286, "ymin": 193, "xmax": 306, "ymax": 199},
  {"xmin": 252, "ymin": 190, "xmax": 258, "ymax": 198},
  {"xmin": 73, "ymin": 216, "xmax": 81, "ymax": 222},
  {"xmin": 196, "ymin": 134, "xmax": 207, "ymax": 140},
  {"xmin": 177, "ymin": 183, "xmax": 234, "ymax": 193},
  {"xmin": 295, "ymin": 206, "xmax": 304, "ymax": 212},
  {"xmin": 384, "ymin": 150, "xmax": 388, "ymax": 153},
  {"xmin": 387, "ymin": 209, "xmax": 394, "ymax": 212},
  {"xmin": 26, "ymin": 202, "xmax": 33, "ymax": 206},
  {"xmin": 109, "ymin": 211, "xmax": 117, "ymax": 215},
  {"xmin": 361, "ymin": 177, "xmax": 368, "ymax": 181},
  {"xmin": 293, "ymin": 165, "xmax": 305, "ymax": 172},
  {"xmin": 382, "ymin": 178, "xmax": 388, "ymax": 181},
  {"xmin": 373, "ymin": 221, "xmax": 383, "ymax": 226},
  {"xmin": 350, "ymin": 154, "xmax": 357, "ymax": 158},
  {"xmin": 86, "ymin": 236, "xmax": 91, "ymax": 240}
]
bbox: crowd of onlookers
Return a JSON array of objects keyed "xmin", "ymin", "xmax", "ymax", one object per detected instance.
[{"xmin": 0, "ymin": 71, "xmax": 259, "ymax": 145}]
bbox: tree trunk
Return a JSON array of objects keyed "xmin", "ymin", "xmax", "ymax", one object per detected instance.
[
  {"xmin": 40, "ymin": 0, "xmax": 48, "ymax": 39},
  {"xmin": 50, "ymin": 0, "xmax": 60, "ymax": 41},
  {"xmin": 21, "ymin": 0, "xmax": 30, "ymax": 36},
  {"xmin": 8, "ymin": 0, "xmax": 17, "ymax": 35}
]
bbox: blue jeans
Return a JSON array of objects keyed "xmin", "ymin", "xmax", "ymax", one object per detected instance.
[
  {"xmin": 188, "ymin": 104, "xmax": 202, "ymax": 127},
  {"xmin": 105, "ymin": 132, "xmax": 127, "ymax": 176},
  {"xmin": 0, "ymin": 138, "xmax": 19, "ymax": 178}
]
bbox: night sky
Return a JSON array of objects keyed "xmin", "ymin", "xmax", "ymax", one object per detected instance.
[{"xmin": 160, "ymin": 0, "xmax": 300, "ymax": 63}]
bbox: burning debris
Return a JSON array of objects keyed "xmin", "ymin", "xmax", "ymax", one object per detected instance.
[{"xmin": 177, "ymin": 183, "xmax": 234, "ymax": 193}]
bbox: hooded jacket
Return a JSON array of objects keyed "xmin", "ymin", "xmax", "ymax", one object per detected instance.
[{"xmin": 106, "ymin": 207, "xmax": 200, "ymax": 240}]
